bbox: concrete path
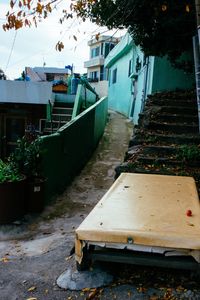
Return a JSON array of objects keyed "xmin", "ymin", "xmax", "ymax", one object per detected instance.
[{"xmin": 0, "ymin": 111, "xmax": 134, "ymax": 299}]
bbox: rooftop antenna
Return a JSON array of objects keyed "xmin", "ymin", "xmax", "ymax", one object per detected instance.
[{"xmin": 43, "ymin": 56, "xmax": 46, "ymax": 67}]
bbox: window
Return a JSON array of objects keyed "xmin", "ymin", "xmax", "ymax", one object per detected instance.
[
  {"xmin": 88, "ymin": 71, "xmax": 99, "ymax": 82},
  {"xmin": 112, "ymin": 68, "xmax": 117, "ymax": 84},
  {"xmin": 108, "ymin": 70, "xmax": 111, "ymax": 86},
  {"xmin": 100, "ymin": 66, "xmax": 107, "ymax": 81},
  {"xmin": 46, "ymin": 73, "xmax": 54, "ymax": 81},
  {"xmin": 128, "ymin": 59, "xmax": 132, "ymax": 77},
  {"xmin": 135, "ymin": 56, "xmax": 142, "ymax": 73},
  {"xmin": 143, "ymin": 55, "xmax": 147, "ymax": 66},
  {"xmin": 91, "ymin": 46, "xmax": 100, "ymax": 58},
  {"xmin": 101, "ymin": 43, "xmax": 104, "ymax": 55},
  {"xmin": 104, "ymin": 42, "xmax": 116, "ymax": 58}
]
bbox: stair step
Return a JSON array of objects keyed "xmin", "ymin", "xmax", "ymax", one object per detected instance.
[
  {"xmin": 142, "ymin": 145, "xmax": 177, "ymax": 156},
  {"xmin": 43, "ymin": 128, "xmax": 58, "ymax": 134},
  {"xmin": 137, "ymin": 156, "xmax": 180, "ymax": 165},
  {"xmin": 159, "ymin": 106, "xmax": 197, "ymax": 114},
  {"xmin": 51, "ymin": 114, "xmax": 72, "ymax": 122},
  {"xmin": 53, "ymin": 107, "xmax": 73, "ymax": 114},
  {"xmin": 147, "ymin": 121, "xmax": 199, "ymax": 134},
  {"xmin": 137, "ymin": 155, "xmax": 200, "ymax": 167},
  {"xmin": 129, "ymin": 131, "xmax": 200, "ymax": 146},
  {"xmin": 148, "ymin": 90, "xmax": 196, "ymax": 100},
  {"xmin": 125, "ymin": 145, "xmax": 178, "ymax": 162},
  {"xmin": 53, "ymin": 106, "xmax": 73, "ymax": 110},
  {"xmin": 153, "ymin": 133, "xmax": 200, "ymax": 144},
  {"xmin": 45, "ymin": 120, "xmax": 66, "ymax": 127},
  {"xmin": 154, "ymin": 113, "xmax": 199, "ymax": 123},
  {"xmin": 52, "ymin": 113, "xmax": 72, "ymax": 117},
  {"xmin": 46, "ymin": 120, "xmax": 67, "ymax": 124},
  {"xmin": 54, "ymin": 102, "xmax": 74, "ymax": 108},
  {"xmin": 146, "ymin": 98, "xmax": 197, "ymax": 107}
]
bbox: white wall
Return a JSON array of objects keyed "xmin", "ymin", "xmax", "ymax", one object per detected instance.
[
  {"xmin": 0, "ymin": 80, "xmax": 52, "ymax": 104},
  {"xmin": 90, "ymin": 80, "xmax": 108, "ymax": 98}
]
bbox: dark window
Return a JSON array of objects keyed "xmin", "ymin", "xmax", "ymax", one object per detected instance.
[
  {"xmin": 104, "ymin": 43, "xmax": 116, "ymax": 58},
  {"xmin": 88, "ymin": 71, "xmax": 99, "ymax": 82},
  {"xmin": 105, "ymin": 43, "xmax": 110, "ymax": 58},
  {"xmin": 101, "ymin": 43, "xmax": 104, "ymax": 55},
  {"xmin": 100, "ymin": 66, "xmax": 107, "ymax": 81},
  {"xmin": 143, "ymin": 55, "xmax": 147, "ymax": 66},
  {"xmin": 93, "ymin": 71, "xmax": 98, "ymax": 79},
  {"xmin": 135, "ymin": 56, "xmax": 142, "ymax": 73},
  {"xmin": 110, "ymin": 43, "xmax": 115, "ymax": 51},
  {"xmin": 112, "ymin": 68, "xmax": 117, "ymax": 84},
  {"xmin": 108, "ymin": 70, "xmax": 111, "ymax": 86},
  {"xmin": 128, "ymin": 60, "xmax": 132, "ymax": 76},
  {"xmin": 46, "ymin": 73, "xmax": 54, "ymax": 81}
]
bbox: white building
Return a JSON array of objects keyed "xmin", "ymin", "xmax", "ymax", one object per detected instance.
[
  {"xmin": 25, "ymin": 67, "xmax": 71, "ymax": 82},
  {"xmin": 84, "ymin": 35, "xmax": 119, "ymax": 98}
]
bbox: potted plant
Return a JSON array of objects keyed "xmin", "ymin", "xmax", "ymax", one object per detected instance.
[
  {"xmin": 0, "ymin": 158, "xmax": 26, "ymax": 224},
  {"xmin": 11, "ymin": 135, "xmax": 47, "ymax": 214}
]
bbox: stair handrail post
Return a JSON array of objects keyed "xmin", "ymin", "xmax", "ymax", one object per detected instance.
[{"xmin": 48, "ymin": 99, "xmax": 53, "ymax": 134}]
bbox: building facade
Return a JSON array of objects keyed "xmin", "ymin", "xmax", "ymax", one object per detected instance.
[
  {"xmin": 105, "ymin": 32, "xmax": 195, "ymax": 124},
  {"xmin": 25, "ymin": 67, "xmax": 71, "ymax": 82},
  {"xmin": 84, "ymin": 35, "xmax": 119, "ymax": 98},
  {"xmin": 0, "ymin": 80, "xmax": 52, "ymax": 158}
]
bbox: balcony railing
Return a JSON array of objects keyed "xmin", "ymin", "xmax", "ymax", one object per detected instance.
[
  {"xmin": 84, "ymin": 56, "xmax": 105, "ymax": 68},
  {"xmin": 87, "ymin": 78, "xmax": 99, "ymax": 82}
]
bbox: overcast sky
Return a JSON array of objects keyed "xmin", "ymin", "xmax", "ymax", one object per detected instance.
[{"xmin": 0, "ymin": 1, "xmax": 125, "ymax": 80}]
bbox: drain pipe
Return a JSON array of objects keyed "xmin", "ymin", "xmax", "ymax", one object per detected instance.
[
  {"xmin": 195, "ymin": 0, "xmax": 200, "ymax": 132},
  {"xmin": 140, "ymin": 57, "xmax": 150, "ymax": 113},
  {"xmin": 193, "ymin": 35, "xmax": 200, "ymax": 132}
]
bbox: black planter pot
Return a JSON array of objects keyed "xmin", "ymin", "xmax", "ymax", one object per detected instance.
[
  {"xmin": 0, "ymin": 178, "xmax": 26, "ymax": 224},
  {"xmin": 26, "ymin": 177, "xmax": 46, "ymax": 213}
]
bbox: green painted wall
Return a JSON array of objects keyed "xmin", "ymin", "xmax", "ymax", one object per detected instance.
[
  {"xmin": 108, "ymin": 50, "xmax": 133, "ymax": 117},
  {"xmin": 152, "ymin": 56, "xmax": 195, "ymax": 92},
  {"xmin": 94, "ymin": 97, "xmax": 108, "ymax": 145},
  {"xmin": 54, "ymin": 93, "xmax": 75, "ymax": 104},
  {"xmin": 41, "ymin": 97, "xmax": 108, "ymax": 202},
  {"xmin": 105, "ymin": 33, "xmax": 134, "ymax": 118},
  {"xmin": 72, "ymin": 84, "xmax": 98, "ymax": 119}
]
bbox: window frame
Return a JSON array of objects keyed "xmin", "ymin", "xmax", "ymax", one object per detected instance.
[{"xmin": 112, "ymin": 68, "xmax": 117, "ymax": 84}]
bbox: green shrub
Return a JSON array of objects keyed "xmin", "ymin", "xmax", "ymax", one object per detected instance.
[
  {"xmin": 177, "ymin": 145, "xmax": 200, "ymax": 162},
  {"xmin": 0, "ymin": 159, "xmax": 23, "ymax": 183},
  {"xmin": 10, "ymin": 136, "xmax": 44, "ymax": 180}
]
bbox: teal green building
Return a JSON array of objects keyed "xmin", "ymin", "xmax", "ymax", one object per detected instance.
[{"xmin": 105, "ymin": 33, "xmax": 195, "ymax": 124}]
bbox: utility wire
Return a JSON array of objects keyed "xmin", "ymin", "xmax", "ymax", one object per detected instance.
[{"xmin": 5, "ymin": 31, "xmax": 17, "ymax": 73}]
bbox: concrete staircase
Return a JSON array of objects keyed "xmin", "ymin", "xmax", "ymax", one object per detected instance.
[
  {"xmin": 115, "ymin": 89, "xmax": 200, "ymax": 194},
  {"xmin": 41, "ymin": 103, "xmax": 73, "ymax": 135}
]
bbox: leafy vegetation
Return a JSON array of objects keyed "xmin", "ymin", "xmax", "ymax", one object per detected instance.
[
  {"xmin": 177, "ymin": 144, "xmax": 200, "ymax": 162},
  {"xmin": 74, "ymin": 0, "xmax": 196, "ymax": 66},
  {"xmin": 10, "ymin": 136, "xmax": 44, "ymax": 180},
  {"xmin": 0, "ymin": 159, "xmax": 23, "ymax": 183},
  {"xmin": 0, "ymin": 135, "xmax": 44, "ymax": 183}
]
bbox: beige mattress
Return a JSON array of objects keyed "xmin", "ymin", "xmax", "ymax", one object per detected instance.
[{"xmin": 75, "ymin": 173, "xmax": 200, "ymax": 262}]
